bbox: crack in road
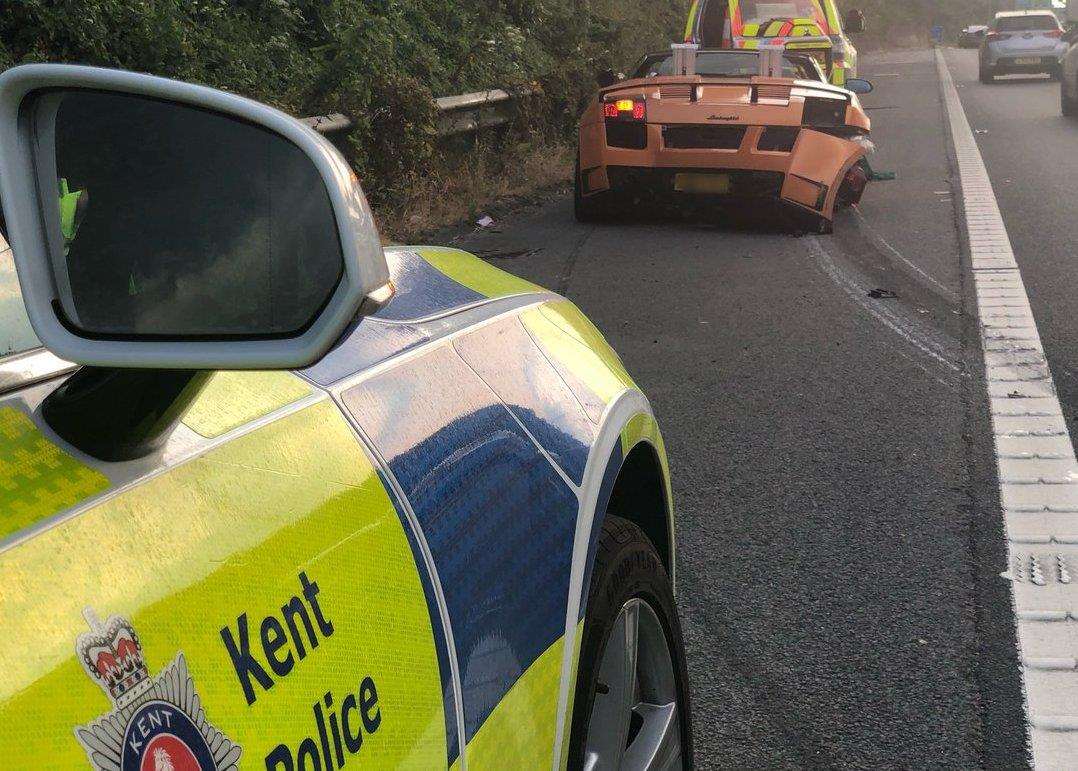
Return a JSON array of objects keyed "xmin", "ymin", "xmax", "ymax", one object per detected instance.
[{"xmin": 556, "ymin": 226, "xmax": 595, "ymax": 296}]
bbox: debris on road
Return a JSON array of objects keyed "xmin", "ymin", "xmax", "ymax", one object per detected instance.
[
  {"xmin": 868, "ymin": 288, "xmax": 899, "ymax": 299},
  {"xmin": 476, "ymin": 214, "xmax": 496, "ymax": 228},
  {"xmin": 863, "ymin": 157, "xmax": 897, "ymax": 181}
]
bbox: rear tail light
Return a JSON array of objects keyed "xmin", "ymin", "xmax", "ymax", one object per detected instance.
[
  {"xmin": 1046, "ymin": 29, "xmax": 1064, "ymax": 38},
  {"xmin": 603, "ymin": 97, "xmax": 647, "ymax": 122},
  {"xmin": 986, "ymin": 31, "xmax": 1010, "ymax": 41},
  {"xmin": 603, "ymin": 97, "xmax": 648, "ymax": 149}
]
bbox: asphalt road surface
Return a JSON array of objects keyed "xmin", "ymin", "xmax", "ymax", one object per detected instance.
[{"xmin": 453, "ymin": 48, "xmax": 1053, "ymax": 768}]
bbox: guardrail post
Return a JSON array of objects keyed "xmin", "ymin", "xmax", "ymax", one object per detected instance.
[{"xmin": 300, "ymin": 86, "xmax": 537, "ymax": 142}]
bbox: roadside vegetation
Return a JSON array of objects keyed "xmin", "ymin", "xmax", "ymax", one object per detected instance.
[{"xmin": 1, "ymin": 0, "xmax": 684, "ymax": 238}]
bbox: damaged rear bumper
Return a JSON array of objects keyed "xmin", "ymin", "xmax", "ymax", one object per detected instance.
[{"xmin": 580, "ymin": 124, "xmax": 868, "ymax": 222}]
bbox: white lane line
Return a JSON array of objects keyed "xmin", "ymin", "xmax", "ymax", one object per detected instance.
[{"xmin": 937, "ymin": 48, "xmax": 1078, "ymax": 768}]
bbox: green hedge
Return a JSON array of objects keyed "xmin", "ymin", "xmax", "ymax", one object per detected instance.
[{"xmin": 1, "ymin": 0, "xmax": 685, "ymax": 205}]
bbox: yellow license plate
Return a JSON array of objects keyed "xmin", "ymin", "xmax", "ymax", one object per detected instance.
[
  {"xmin": 674, "ymin": 173, "xmax": 732, "ymax": 195},
  {"xmin": 1014, "ymin": 57, "xmax": 1041, "ymax": 65}
]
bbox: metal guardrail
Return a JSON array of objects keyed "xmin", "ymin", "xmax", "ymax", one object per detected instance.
[
  {"xmin": 301, "ymin": 86, "xmax": 536, "ymax": 138},
  {"xmin": 299, "ymin": 113, "xmax": 352, "ymax": 134}
]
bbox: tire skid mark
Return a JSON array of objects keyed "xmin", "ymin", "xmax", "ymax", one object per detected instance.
[
  {"xmin": 807, "ymin": 235, "xmax": 963, "ymax": 384},
  {"xmin": 851, "ymin": 206, "xmax": 959, "ymax": 301}
]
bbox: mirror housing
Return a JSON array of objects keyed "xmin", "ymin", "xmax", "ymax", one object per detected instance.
[
  {"xmin": 0, "ymin": 64, "xmax": 391, "ymax": 370},
  {"xmin": 845, "ymin": 78, "xmax": 874, "ymax": 95},
  {"xmin": 844, "ymin": 9, "xmax": 866, "ymax": 34}
]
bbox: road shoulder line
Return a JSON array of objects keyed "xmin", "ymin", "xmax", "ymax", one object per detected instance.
[{"xmin": 937, "ymin": 48, "xmax": 1078, "ymax": 768}]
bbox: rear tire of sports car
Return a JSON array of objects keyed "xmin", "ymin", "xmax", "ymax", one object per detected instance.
[
  {"xmin": 1063, "ymin": 79, "xmax": 1078, "ymax": 117},
  {"xmin": 568, "ymin": 516, "xmax": 692, "ymax": 770},
  {"xmin": 979, "ymin": 63, "xmax": 995, "ymax": 84},
  {"xmin": 574, "ymin": 156, "xmax": 610, "ymax": 223}
]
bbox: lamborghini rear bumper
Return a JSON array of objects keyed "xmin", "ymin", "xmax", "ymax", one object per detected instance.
[{"xmin": 580, "ymin": 125, "xmax": 867, "ymax": 221}]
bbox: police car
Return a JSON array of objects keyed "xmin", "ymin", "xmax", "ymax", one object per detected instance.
[
  {"xmin": 684, "ymin": 0, "xmax": 866, "ymax": 86},
  {"xmin": 0, "ymin": 65, "xmax": 692, "ymax": 769}
]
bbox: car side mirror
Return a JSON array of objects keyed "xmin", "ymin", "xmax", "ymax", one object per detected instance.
[
  {"xmin": 845, "ymin": 78, "xmax": 874, "ymax": 95},
  {"xmin": 597, "ymin": 69, "xmax": 621, "ymax": 88},
  {"xmin": 0, "ymin": 64, "xmax": 391, "ymax": 370},
  {"xmin": 845, "ymin": 9, "xmax": 866, "ymax": 34}
]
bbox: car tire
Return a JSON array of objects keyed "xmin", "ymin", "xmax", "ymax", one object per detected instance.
[
  {"xmin": 979, "ymin": 62, "xmax": 995, "ymax": 84},
  {"xmin": 1051, "ymin": 65, "xmax": 1064, "ymax": 82},
  {"xmin": 574, "ymin": 156, "xmax": 610, "ymax": 223},
  {"xmin": 567, "ymin": 515, "xmax": 693, "ymax": 770},
  {"xmin": 1063, "ymin": 78, "xmax": 1078, "ymax": 117}
]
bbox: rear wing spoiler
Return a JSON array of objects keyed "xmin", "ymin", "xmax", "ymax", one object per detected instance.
[{"xmin": 668, "ymin": 38, "xmax": 834, "ymax": 80}]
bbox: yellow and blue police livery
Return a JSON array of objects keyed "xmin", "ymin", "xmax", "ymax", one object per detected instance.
[{"xmin": 0, "ymin": 64, "xmax": 691, "ymax": 769}]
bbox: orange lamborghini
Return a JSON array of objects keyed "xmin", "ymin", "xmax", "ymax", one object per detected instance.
[{"xmin": 575, "ymin": 47, "xmax": 874, "ymax": 232}]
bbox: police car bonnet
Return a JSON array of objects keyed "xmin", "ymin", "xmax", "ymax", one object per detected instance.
[{"xmin": 0, "ymin": 64, "xmax": 391, "ymax": 370}]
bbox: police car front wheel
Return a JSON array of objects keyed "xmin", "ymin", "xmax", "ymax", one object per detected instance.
[{"xmin": 568, "ymin": 516, "xmax": 692, "ymax": 770}]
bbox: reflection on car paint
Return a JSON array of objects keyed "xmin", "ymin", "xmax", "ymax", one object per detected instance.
[
  {"xmin": 303, "ymin": 315, "xmax": 432, "ymax": 386},
  {"xmin": 376, "ymin": 462, "xmax": 463, "ymax": 766},
  {"xmin": 417, "ymin": 246, "xmax": 544, "ymax": 300},
  {"xmin": 374, "ymin": 249, "xmax": 485, "ymax": 322},
  {"xmin": 521, "ymin": 302, "xmax": 636, "ymax": 418},
  {"xmin": 304, "ymin": 247, "xmax": 550, "ymax": 388},
  {"xmin": 341, "ymin": 345, "xmax": 578, "ymax": 753},
  {"xmin": 455, "ymin": 316, "xmax": 595, "ymax": 485}
]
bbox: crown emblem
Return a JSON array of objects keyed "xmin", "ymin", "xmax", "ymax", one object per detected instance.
[
  {"xmin": 74, "ymin": 607, "xmax": 241, "ymax": 770},
  {"xmin": 76, "ymin": 607, "xmax": 152, "ymax": 709}
]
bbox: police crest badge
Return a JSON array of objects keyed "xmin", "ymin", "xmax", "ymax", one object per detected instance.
[{"xmin": 74, "ymin": 608, "xmax": 242, "ymax": 771}]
